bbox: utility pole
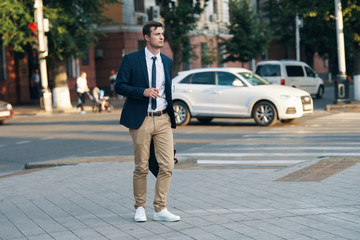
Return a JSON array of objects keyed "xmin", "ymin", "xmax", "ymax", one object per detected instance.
[
  {"xmin": 334, "ymin": 0, "xmax": 350, "ymax": 103},
  {"xmin": 34, "ymin": 0, "xmax": 52, "ymax": 111},
  {"xmin": 295, "ymin": 13, "xmax": 302, "ymax": 61}
]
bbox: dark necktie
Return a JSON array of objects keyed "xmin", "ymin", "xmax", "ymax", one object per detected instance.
[{"xmin": 151, "ymin": 56, "xmax": 157, "ymax": 110}]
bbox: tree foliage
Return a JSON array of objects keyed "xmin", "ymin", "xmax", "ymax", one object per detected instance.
[
  {"xmin": 223, "ymin": 0, "xmax": 272, "ymax": 64},
  {"xmin": 262, "ymin": 0, "xmax": 360, "ymax": 74},
  {"xmin": 160, "ymin": 0, "xmax": 208, "ymax": 75},
  {"xmin": 0, "ymin": 0, "xmax": 120, "ymax": 60},
  {"xmin": 0, "ymin": 0, "xmax": 33, "ymax": 52}
]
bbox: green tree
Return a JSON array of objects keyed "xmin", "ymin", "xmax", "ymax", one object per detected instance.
[
  {"xmin": 223, "ymin": 0, "xmax": 272, "ymax": 66},
  {"xmin": 0, "ymin": 0, "xmax": 120, "ymax": 107},
  {"xmin": 343, "ymin": 1, "xmax": 360, "ymax": 77},
  {"xmin": 262, "ymin": 0, "xmax": 359, "ymax": 77},
  {"xmin": 0, "ymin": 0, "xmax": 33, "ymax": 53},
  {"xmin": 160, "ymin": 0, "xmax": 208, "ymax": 75}
]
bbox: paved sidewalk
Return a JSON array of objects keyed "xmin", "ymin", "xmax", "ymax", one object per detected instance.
[{"xmin": 1, "ymin": 157, "xmax": 360, "ymax": 240}]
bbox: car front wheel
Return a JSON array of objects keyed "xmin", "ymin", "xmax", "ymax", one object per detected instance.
[
  {"xmin": 173, "ymin": 101, "xmax": 191, "ymax": 126},
  {"xmin": 253, "ymin": 101, "xmax": 278, "ymax": 126}
]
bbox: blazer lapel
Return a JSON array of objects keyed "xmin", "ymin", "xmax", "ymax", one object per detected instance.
[
  {"xmin": 161, "ymin": 54, "xmax": 170, "ymax": 84},
  {"xmin": 138, "ymin": 49, "xmax": 149, "ymax": 88}
]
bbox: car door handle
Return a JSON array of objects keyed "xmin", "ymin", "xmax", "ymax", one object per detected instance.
[
  {"xmin": 214, "ymin": 91, "xmax": 222, "ymax": 94},
  {"xmin": 186, "ymin": 89, "xmax": 192, "ymax": 93}
]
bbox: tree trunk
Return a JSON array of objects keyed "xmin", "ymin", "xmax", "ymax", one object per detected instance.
[
  {"xmin": 172, "ymin": 49, "xmax": 182, "ymax": 77},
  {"xmin": 49, "ymin": 60, "xmax": 73, "ymax": 109}
]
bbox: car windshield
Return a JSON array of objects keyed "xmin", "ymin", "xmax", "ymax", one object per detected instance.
[{"xmin": 238, "ymin": 72, "xmax": 270, "ymax": 86}]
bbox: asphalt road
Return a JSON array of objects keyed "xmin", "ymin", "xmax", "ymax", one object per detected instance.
[{"xmin": 0, "ymin": 85, "xmax": 358, "ymax": 177}]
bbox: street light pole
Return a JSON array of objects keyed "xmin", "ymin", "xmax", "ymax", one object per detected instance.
[
  {"xmin": 334, "ymin": 0, "xmax": 350, "ymax": 103},
  {"xmin": 34, "ymin": 0, "xmax": 52, "ymax": 111},
  {"xmin": 295, "ymin": 13, "xmax": 301, "ymax": 61}
]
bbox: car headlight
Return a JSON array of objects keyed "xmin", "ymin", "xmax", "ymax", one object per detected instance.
[
  {"xmin": 280, "ymin": 95, "xmax": 300, "ymax": 101},
  {"xmin": 6, "ymin": 104, "xmax": 12, "ymax": 110}
]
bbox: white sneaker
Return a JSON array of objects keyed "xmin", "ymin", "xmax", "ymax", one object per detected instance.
[
  {"xmin": 134, "ymin": 207, "xmax": 147, "ymax": 222},
  {"xmin": 74, "ymin": 107, "xmax": 79, "ymax": 113},
  {"xmin": 80, "ymin": 111, "xmax": 86, "ymax": 114},
  {"xmin": 153, "ymin": 208, "xmax": 180, "ymax": 222}
]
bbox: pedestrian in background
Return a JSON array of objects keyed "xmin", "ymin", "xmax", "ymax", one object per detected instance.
[
  {"xmin": 109, "ymin": 70, "xmax": 117, "ymax": 97},
  {"xmin": 31, "ymin": 69, "xmax": 41, "ymax": 101},
  {"xmin": 115, "ymin": 21, "xmax": 180, "ymax": 222},
  {"xmin": 75, "ymin": 72, "xmax": 89, "ymax": 114}
]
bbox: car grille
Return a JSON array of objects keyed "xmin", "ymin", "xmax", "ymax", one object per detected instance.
[
  {"xmin": 286, "ymin": 107, "xmax": 296, "ymax": 114},
  {"xmin": 301, "ymin": 96, "xmax": 312, "ymax": 111}
]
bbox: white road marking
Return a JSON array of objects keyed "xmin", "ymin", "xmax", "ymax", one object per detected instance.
[
  {"xmin": 40, "ymin": 137, "xmax": 54, "ymax": 140},
  {"xmin": 16, "ymin": 140, "xmax": 31, "ymax": 145},
  {"xmin": 198, "ymin": 160, "xmax": 304, "ymax": 165},
  {"xmin": 179, "ymin": 152, "xmax": 360, "ymax": 157}
]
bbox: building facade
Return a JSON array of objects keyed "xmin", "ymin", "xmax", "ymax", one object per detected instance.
[{"xmin": 0, "ymin": 0, "xmax": 329, "ymax": 106}]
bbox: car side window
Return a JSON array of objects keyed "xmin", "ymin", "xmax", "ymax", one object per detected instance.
[
  {"xmin": 305, "ymin": 67, "xmax": 315, "ymax": 77},
  {"xmin": 217, "ymin": 72, "xmax": 241, "ymax": 86},
  {"xmin": 191, "ymin": 72, "xmax": 215, "ymax": 85},
  {"xmin": 286, "ymin": 66, "xmax": 304, "ymax": 77},
  {"xmin": 179, "ymin": 74, "xmax": 192, "ymax": 84},
  {"xmin": 256, "ymin": 65, "xmax": 281, "ymax": 77}
]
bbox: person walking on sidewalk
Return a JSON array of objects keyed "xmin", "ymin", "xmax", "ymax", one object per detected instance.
[
  {"xmin": 115, "ymin": 21, "xmax": 180, "ymax": 222},
  {"xmin": 75, "ymin": 72, "xmax": 89, "ymax": 114}
]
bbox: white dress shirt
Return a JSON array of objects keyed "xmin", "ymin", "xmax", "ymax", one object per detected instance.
[{"xmin": 145, "ymin": 47, "xmax": 167, "ymax": 112}]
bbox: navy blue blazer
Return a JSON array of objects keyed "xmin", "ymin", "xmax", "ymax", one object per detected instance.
[{"xmin": 115, "ymin": 49, "xmax": 176, "ymax": 129}]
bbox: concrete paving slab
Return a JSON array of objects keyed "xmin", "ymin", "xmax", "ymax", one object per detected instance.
[{"xmin": 1, "ymin": 160, "xmax": 360, "ymax": 240}]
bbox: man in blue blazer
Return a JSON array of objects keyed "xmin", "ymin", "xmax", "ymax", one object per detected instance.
[{"xmin": 115, "ymin": 21, "xmax": 180, "ymax": 222}]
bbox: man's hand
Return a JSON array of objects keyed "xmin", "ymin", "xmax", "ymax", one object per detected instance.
[{"xmin": 143, "ymin": 88, "xmax": 160, "ymax": 99}]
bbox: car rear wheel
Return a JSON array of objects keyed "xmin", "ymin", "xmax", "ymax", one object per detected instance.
[
  {"xmin": 196, "ymin": 117, "xmax": 213, "ymax": 124},
  {"xmin": 316, "ymin": 85, "xmax": 324, "ymax": 99},
  {"xmin": 173, "ymin": 101, "xmax": 191, "ymax": 126},
  {"xmin": 253, "ymin": 101, "xmax": 277, "ymax": 126}
]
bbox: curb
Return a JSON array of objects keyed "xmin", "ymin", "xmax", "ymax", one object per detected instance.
[
  {"xmin": 326, "ymin": 102, "xmax": 360, "ymax": 111},
  {"xmin": 24, "ymin": 162, "xmax": 78, "ymax": 169},
  {"xmin": 23, "ymin": 156, "xmax": 198, "ymax": 171}
]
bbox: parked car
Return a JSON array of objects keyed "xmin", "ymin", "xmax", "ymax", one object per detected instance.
[
  {"xmin": 172, "ymin": 68, "xmax": 313, "ymax": 126},
  {"xmin": 255, "ymin": 60, "xmax": 325, "ymax": 98},
  {"xmin": 0, "ymin": 100, "xmax": 13, "ymax": 125}
]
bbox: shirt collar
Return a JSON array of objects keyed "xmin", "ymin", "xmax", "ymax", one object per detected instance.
[{"xmin": 145, "ymin": 47, "xmax": 161, "ymax": 60}]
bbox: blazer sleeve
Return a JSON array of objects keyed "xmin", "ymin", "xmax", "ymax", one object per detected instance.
[{"xmin": 114, "ymin": 54, "xmax": 147, "ymax": 100}]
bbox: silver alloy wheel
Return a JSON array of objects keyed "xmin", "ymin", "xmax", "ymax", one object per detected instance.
[
  {"xmin": 253, "ymin": 101, "xmax": 277, "ymax": 126},
  {"xmin": 174, "ymin": 104, "xmax": 185, "ymax": 124},
  {"xmin": 256, "ymin": 105, "xmax": 273, "ymax": 124}
]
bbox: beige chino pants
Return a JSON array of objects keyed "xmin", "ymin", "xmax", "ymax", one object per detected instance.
[{"xmin": 129, "ymin": 113, "xmax": 174, "ymax": 212}]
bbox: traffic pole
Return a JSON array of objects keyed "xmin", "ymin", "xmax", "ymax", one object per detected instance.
[
  {"xmin": 34, "ymin": 0, "xmax": 52, "ymax": 111},
  {"xmin": 334, "ymin": 0, "xmax": 350, "ymax": 104}
]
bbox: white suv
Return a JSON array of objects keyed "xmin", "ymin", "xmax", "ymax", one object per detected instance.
[
  {"xmin": 172, "ymin": 68, "xmax": 313, "ymax": 126},
  {"xmin": 255, "ymin": 60, "xmax": 324, "ymax": 98}
]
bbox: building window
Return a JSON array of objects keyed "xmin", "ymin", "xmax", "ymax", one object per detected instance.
[
  {"xmin": 213, "ymin": 0, "xmax": 218, "ymax": 14},
  {"xmin": 81, "ymin": 51, "xmax": 90, "ymax": 65},
  {"xmin": 67, "ymin": 56, "xmax": 76, "ymax": 78},
  {"xmin": 0, "ymin": 43, "xmax": 6, "ymax": 81},
  {"xmin": 134, "ymin": 0, "xmax": 144, "ymax": 12},
  {"xmin": 201, "ymin": 43, "xmax": 209, "ymax": 68}
]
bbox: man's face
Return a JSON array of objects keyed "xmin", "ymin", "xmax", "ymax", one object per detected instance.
[{"xmin": 146, "ymin": 27, "xmax": 164, "ymax": 49}]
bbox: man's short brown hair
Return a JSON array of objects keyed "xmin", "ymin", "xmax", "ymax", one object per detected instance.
[{"xmin": 142, "ymin": 21, "xmax": 163, "ymax": 37}]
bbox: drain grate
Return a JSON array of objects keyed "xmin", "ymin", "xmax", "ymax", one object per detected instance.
[{"xmin": 276, "ymin": 157, "xmax": 360, "ymax": 182}]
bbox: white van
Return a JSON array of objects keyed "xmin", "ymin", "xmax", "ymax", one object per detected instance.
[{"xmin": 255, "ymin": 60, "xmax": 324, "ymax": 98}]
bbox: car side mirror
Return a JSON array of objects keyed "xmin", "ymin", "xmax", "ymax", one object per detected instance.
[{"xmin": 232, "ymin": 79, "xmax": 244, "ymax": 87}]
